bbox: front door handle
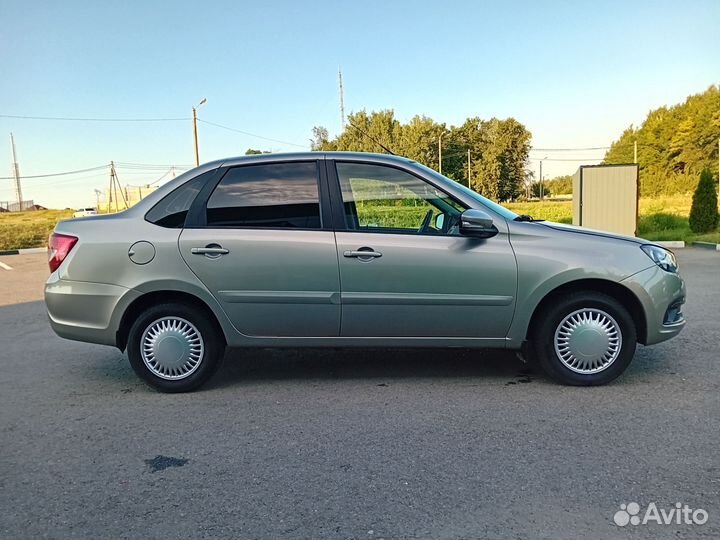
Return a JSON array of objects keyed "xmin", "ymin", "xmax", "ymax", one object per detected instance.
[
  {"xmin": 191, "ymin": 245, "xmax": 229, "ymax": 257},
  {"xmin": 343, "ymin": 248, "xmax": 382, "ymax": 259}
]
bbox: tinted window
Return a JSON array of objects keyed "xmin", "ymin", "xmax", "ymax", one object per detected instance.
[
  {"xmin": 145, "ymin": 170, "xmax": 213, "ymax": 228},
  {"xmin": 414, "ymin": 162, "xmax": 518, "ymax": 221},
  {"xmin": 206, "ymin": 162, "xmax": 321, "ymax": 228},
  {"xmin": 336, "ymin": 162, "xmax": 466, "ymax": 234}
]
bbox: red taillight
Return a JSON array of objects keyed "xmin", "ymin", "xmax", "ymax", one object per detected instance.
[{"xmin": 48, "ymin": 233, "xmax": 78, "ymax": 273}]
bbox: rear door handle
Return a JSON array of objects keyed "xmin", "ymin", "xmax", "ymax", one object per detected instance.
[
  {"xmin": 343, "ymin": 249, "xmax": 382, "ymax": 259},
  {"xmin": 191, "ymin": 246, "xmax": 229, "ymax": 256}
]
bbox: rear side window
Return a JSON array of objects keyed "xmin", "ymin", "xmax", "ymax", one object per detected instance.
[
  {"xmin": 206, "ymin": 162, "xmax": 321, "ymax": 228},
  {"xmin": 145, "ymin": 170, "xmax": 213, "ymax": 228}
]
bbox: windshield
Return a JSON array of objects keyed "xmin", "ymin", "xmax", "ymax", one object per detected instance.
[{"xmin": 415, "ymin": 163, "xmax": 519, "ymax": 220}]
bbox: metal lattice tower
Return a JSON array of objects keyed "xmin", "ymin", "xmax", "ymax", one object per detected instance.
[
  {"xmin": 338, "ymin": 68, "xmax": 346, "ymax": 131},
  {"xmin": 10, "ymin": 133, "xmax": 22, "ymax": 208}
]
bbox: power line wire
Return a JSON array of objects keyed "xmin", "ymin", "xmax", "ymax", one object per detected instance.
[
  {"xmin": 197, "ymin": 118, "xmax": 308, "ymax": 148},
  {"xmin": 34, "ymin": 174, "xmax": 111, "ymax": 187},
  {"xmin": 530, "ymin": 146, "xmax": 609, "ymax": 151},
  {"xmin": 115, "ymin": 161, "xmax": 195, "ymax": 169},
  {"xmin": 529, "ymin": 157, "xmax": 603, "ymax": 162},
  {"xmin": 0, "ymin": 114, "xmax": 188, "ymax": 122},
  {"xmin": 148, "ymin": 168, "xmax": 175, "ymax": 185},
  {"xmin": 0, "ymin": 165, "xmax": 108, "ymax": 180}
]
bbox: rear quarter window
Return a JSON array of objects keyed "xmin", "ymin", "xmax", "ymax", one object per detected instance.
[{"xmin": 145, "ymin": 170, "xmax": 215, "ymax": 228}]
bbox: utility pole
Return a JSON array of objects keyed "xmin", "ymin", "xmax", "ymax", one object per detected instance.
[
  {"xmin": 107, "ymin": 166, "xmax": 113, "ymax": 214},
  {"xmin": 438, "ymin": 133, "xmax": 447, "ymax": 175},
  {"xmin": 94, "ymin": 189, "xmax": 101, "ymax": 211},
  {"xmin": 538, "ymin": 155, "xmax": 548, "ymax": 200},
  {"xmin": 192, "ymin": 107, "xmax": 199, "ymax": 166},
  {"xmin": 438, "ymin": 136, "xmax": 442, "ymax": 174},
  {"xmin": 634, "ymin": 140, "xmax": 638, "ymax": 164},
  {"xmin": 467, "ymin": 149, "xmax": 471, "ymax": 188},
  {"xmin": 107, "ymin": 161, "xmax": 128, "ymax": 213},
  {"xmin": 192, "ymin": 98, "xmax": 207, "ymax": 166},
  {"xmin": 338, "ymin": 68, "xmax": 346, "ymax": 131},
  {"xmin": 9, "ymin": 133, "xmax": 22, "ymax": 209}
]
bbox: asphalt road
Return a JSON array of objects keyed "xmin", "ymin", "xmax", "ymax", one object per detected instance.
[{"xmin": 0, "ymin": 250, "xmax": 718, "ymax": 540}]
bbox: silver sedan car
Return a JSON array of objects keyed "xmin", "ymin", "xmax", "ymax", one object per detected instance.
[{"xmin": 45, "ymin": 152, "xmax": 686, "ymax": 392}]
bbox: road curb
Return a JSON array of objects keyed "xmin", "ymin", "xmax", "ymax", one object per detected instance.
[
  {"xmin": 0, "ymin": 247, "xmax": 46, "ymax": 256},
  {"xmin": 655, "ymin": 241, "xmax": 685, "ymax": 249},
  {"xmin": 692, "ymin": 241, "xmax": 720, "ymax": 251}
]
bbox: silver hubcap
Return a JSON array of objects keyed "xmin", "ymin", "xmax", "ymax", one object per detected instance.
[
  {"xmin": 554, "ymin": 308, "xmax": 622, "ymax": 374},
  {"xmin": 141, "ymin": 317, "xmax": 204, "ymax": 380}
]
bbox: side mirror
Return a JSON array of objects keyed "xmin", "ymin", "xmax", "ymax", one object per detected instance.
[{"xmin": 460, "ymin": 209, "xmax": 498, "ymax": 238}]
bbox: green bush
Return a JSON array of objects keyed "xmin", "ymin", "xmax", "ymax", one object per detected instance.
[
  {"xmin": 640, "ymin": 171, "xmax": 701, "ymax": 197},
  {"xmin": 688, "ymin": 169, "xmax": 719, "ymax": 233},
  {"xmin": 638, "ymin": 212, "xmax": 688, "ymax": 235}
]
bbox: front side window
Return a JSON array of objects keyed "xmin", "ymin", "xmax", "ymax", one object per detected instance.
[
  {"xmin": 145, "ymin": 169, "xmax": 213, "ymax": 228},
  {"xmin": 206, "ymin": 162, "xmax": 321, "ymax": 228},
  {"xmin": 336, "ymin": 162, "xmax": 467, "ymax": 235}
]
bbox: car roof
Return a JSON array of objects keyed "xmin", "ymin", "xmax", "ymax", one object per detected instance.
[{"xmin": 219, "ymin": 151, "xmax": 416, "ymax": 168}]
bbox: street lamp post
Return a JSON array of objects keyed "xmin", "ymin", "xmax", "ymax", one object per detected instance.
[
  {"xmin": 539, "ymin": 156, "xmax": 548, "ymax": 200},
  {"xmin": 192, "ymin": 98, "xmax": 207, "ymax": 166},
  {"xmin": 438, "ymin": 132, "xmax": 449, "ymax": 175}
]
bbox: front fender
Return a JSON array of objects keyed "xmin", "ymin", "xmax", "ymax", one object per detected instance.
[{"xmin": 505, "ymin": 221, "xmax": 655, "ymax": 347}]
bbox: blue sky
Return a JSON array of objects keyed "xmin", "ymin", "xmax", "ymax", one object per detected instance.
[{"xmin": 2, "ymin": 0, "xmax": 718, "ymax": 208}]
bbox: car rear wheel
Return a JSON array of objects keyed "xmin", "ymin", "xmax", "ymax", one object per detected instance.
[
  {"xmin": 531, "ymin": 292, "xmax": 637, "ymax": 385},
  {"xmin": 127, "ymin": 303, "xmax": 224, "ymax": 393}
]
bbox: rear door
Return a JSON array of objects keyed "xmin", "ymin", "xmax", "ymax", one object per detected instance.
[{"xmin": 179, "ymin": 159, "xmax": 341, "ymax": 337}]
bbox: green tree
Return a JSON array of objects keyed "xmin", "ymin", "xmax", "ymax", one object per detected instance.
[
  {"xmin": 529, "ymin": 181, "xmax": 550, "ymax": 198},
  {"xmin": 604, "ymin": 86, "xmax": 720, "ymax": 195},
  {"xmin": 310, "ymin": 126, "xmax": 332, "ymax": 151},
  {"xmin": 470, "ymin": 118, "xmax": 531, "ymax": 201},
  {"xmin": 543, "ymin": 175, "xmax": 573, "ymax": 195},
  {"xmin": 332, "ymin": 110, "xmax": 402, "ymax": 153},
  {"xmin": 688, "ymin": 168, "xmax": 719, "ymax": 233},
  {"xmin": 313, "ymin": 110, "xmax": 532, "ymax": 201},
  {"xmin": 397, "ymin": 115, "xmax": 445, "ymax": 171},
  {"xmin": 245, "ymin": 148, "xmax": 271, "ymax": 155}
]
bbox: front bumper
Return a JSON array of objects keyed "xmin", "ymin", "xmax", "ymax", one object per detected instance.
[
  {"xmin": 621, "ymin": 265, "xmax": 686, "ymax": 345},
  {"xmin": 45, "ymin": 274, "xmax": 140, "ymax": 347}
]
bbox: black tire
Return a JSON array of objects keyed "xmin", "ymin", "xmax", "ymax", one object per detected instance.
[
  {"xmin": 127, "ymin": 303, "xmax": 224, "ymax": 393},
  {"xmin": 530, "ymin": 291, "xmax": 637, "ymax": 386}
]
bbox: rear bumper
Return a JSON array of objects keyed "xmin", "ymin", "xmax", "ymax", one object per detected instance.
[
  {"xmin": 621, "ymin": 265, "xmax": 686, "ymax": 345},
  {"xmin": 45, "ymin": 274, "xmax": 140, "ymax": 347}
]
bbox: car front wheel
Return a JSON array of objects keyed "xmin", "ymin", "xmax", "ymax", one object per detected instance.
[
  {"xmin": 127, "ymin": 303, "xmax": 223, "ymax": 393},
  {"xmin": 531, "ymin": 292, "xmax": 637, "ymax": 385}
]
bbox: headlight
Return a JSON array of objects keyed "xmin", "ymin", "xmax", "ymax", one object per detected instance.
[{"xmin": 641, "ymin": 244, "xmax": 678, "ymax": 273}]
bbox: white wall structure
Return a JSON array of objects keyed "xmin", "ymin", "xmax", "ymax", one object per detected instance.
[{"xmin": 572, "ymin": 164, "xmax": 639, "ymax": 236}]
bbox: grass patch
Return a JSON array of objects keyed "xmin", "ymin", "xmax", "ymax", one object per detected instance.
[
  {"xmin": 0, "ymin": 210, "xmax": 73, "ymax": 251},
  {"xmin": 505, "ymin": 200, "xmax": 573, "ymax": 224},
  {"xmin": 507, "ymin": 195, "xmax": 718, "ymax": 244}
]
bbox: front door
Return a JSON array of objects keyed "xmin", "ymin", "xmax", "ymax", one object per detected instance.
[
  {"xmin": 330, "ymin": 161, "xmax": 517, "ymax": 338},
  {"xmin": 179, "ymin": 160, "xmax": 340, "ymax": 337}
]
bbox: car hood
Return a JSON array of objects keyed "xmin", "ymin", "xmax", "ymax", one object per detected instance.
[{"xmin": 538, "ymin": 221, "xmax": 646, "ymax": 245}]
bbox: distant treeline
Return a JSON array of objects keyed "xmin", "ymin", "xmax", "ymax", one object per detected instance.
[
  {"xmin": 312, "ymin": 111, "xmax": 531, "ymax": 202},
  {"xmin": 603, "ymin": 85, "xmax": 720, "ymax": 196},
  {"xmin": 307, "ymin": 87, "xmax": 719, "ymax": 200}
]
